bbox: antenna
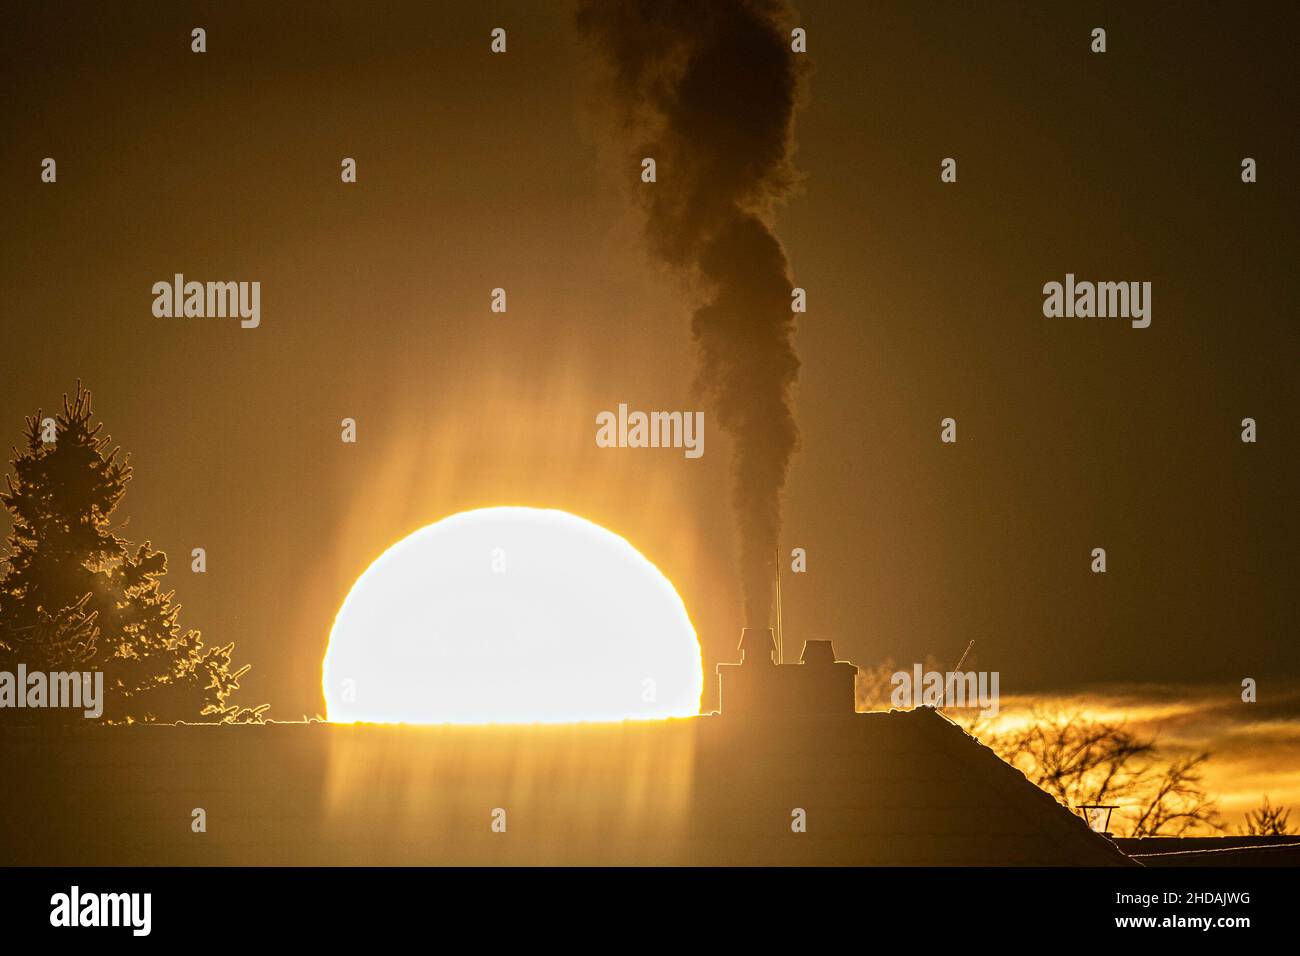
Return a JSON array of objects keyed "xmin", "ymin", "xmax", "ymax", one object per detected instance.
[
  {"xmin": 939, "ymin": 639, "xmax": 975, "ymax": 709},
  {"xmin": 774, "ymin": 546, "xmax": 784, "ymax": 664}
]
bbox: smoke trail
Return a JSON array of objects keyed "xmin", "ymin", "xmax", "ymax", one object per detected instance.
[{"xmin": 578, "ymin": 0, "xmax": 805, "ymax": 626}]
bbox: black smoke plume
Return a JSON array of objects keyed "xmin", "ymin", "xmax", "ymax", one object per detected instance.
[{"xmin": 578, "ymin": 0, "xmax": 806, "ymax": 627}]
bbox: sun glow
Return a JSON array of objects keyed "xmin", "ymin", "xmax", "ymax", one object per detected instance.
[{"xmin": 322, "ymin": 507, "xmax": 703, "ymax": 724}]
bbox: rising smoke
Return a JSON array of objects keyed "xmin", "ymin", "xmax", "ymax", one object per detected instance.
[{"xmin": 578, "ymin": 0, "xmax": 807, "ymax": 627}]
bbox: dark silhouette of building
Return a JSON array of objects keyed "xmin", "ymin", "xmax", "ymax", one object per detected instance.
[{"xmin": 0, "ymin": 625, "xmax": 1137, "ymax": 866}]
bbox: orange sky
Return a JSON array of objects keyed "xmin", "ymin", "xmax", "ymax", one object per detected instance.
[
  {"xmin": 965, "ymin": 685, "xmax": 1300, "ymax": 830},
  {"xmin": 1, "ymin": 2, "xmax": 1296, "ymax": 829}
]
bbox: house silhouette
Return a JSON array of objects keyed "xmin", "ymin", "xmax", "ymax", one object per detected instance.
[
  {"xmin": 702, "ymin": 626, "xmax": 1131, "ymax": 865},
  {"xmin": 0, "ymin": 627, "xmax": 1133, "ymax": 865}
]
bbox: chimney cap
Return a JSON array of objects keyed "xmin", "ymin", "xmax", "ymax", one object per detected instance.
[{"xmin": 799, "ymin": 639, "xmax": 837, "ymax": 665}]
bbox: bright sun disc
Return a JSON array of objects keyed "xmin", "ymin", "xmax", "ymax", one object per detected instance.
[{"xmin": 322, "ymin": 507, "xmax": 703, "ymax": 723}]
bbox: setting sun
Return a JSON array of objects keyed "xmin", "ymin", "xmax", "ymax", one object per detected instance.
[{"xmin": 321, "ymin": 507, "xmax": 703, "ymax": 723}]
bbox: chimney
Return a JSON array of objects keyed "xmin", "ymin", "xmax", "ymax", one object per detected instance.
[
  {"xmin": 738, "ymin": 626, "xmax": 776, "ymax": 665},
  {"xmin": 716, "ymin": 629, "xmax": 857, "ymax": 717},
  {"xmin": 799, "ymin": 639, "xmax": 835, "ymax": 665}
]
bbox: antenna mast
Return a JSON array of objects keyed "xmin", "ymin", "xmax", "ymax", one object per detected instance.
[
  {"xmin": 939, "ymin": 640, "xmax": 976, "ymax": 709},
  {"xmin": 774, "ymin": 546, "xmax": 784, "ymax": 664}
]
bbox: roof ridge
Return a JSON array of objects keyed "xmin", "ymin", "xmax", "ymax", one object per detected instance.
[{"xmin": 904, "ymin": 706, "xmax": 1136, "ymax": 865}]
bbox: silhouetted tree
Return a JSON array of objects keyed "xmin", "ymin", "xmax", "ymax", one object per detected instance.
[
  {"xmin": 0, "ymin": 384, "xmax": 266, "ymax": 723},
  {"xmin": 970, "ymin": 708, "xmax": 1221, "ymax": 837},
  {"xmin": 1241, "ymin": 796, "xmax": 1292, "ymax": 836}
]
